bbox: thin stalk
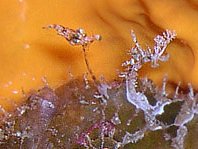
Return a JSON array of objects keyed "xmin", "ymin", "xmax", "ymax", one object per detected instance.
[
  {"xmin": 82, "ymin": 46, "xmax": 98, "ymax": 87},
  {"xmin": 82, "ymin": 46, "xmax": 108, "ymax": 102}
]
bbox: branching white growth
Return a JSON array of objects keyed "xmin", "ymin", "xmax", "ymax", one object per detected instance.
[
  {"xmin": 120, "ymin": 30, "xmax": 198, "ymax": 149},
  {"xmin": 44, "ymin": 24, "xmax": 104, "ymax": 96},
  {"xmin": 152, "ymin": 29, "xmax": 176, "ymax": 67},
  {"xmin": 121, "ymin": 29, "xmax": 176, "ymax": 77},
  {"xmin": 174, "ymin": 84, "xmax": 197, "ymax": 126},
  {"xmin": 121, "ymin": 30, "xmax": 176, "ymax": 119},
  {"xmin": 122, "ymin": 129, "xmax": 146, "ymax": 145},
  {"xmin": 45, "ymin": 24, "xmax": 112, "ymax": 106},
  {"xmin": 97, "ymin": 76, "xmax": 111, "ymax": 100},
  {"xmin": 123, "ymin": 30, "xmax": 176, "ymax": 115},
  {"xmin": 44, "ymin": 24, "xmax": 101, "ymax": 47},
  {"xmin": 171, "ymin": 126, "xmax": 188, "ymax": 149},
  {"xmin": 121, "ymin": 30, "xmax": 187, "ymax": 148}
]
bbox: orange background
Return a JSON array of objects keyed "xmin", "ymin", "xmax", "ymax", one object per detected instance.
[{"xmin": 0, "ymin": 0, "xmax": 198, "ymax": 110}]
